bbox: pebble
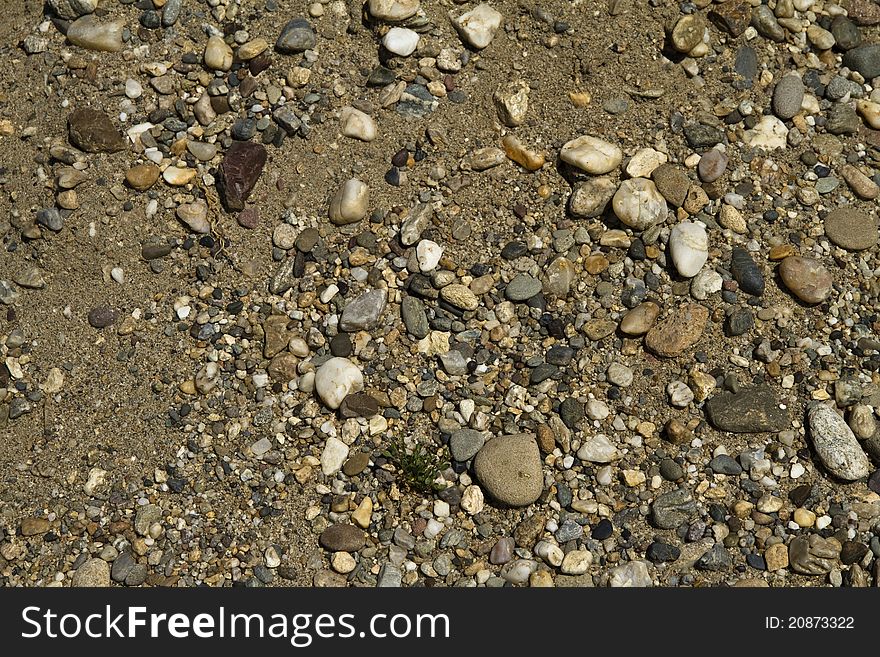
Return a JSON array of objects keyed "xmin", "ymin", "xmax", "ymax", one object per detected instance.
[
  {"xmin": 772, "ymin": 74, "xmax": 805, "ymax": 120},
  {"xmin": 669, "ymin": 222, "xmax": 708, "ymax": 278},
  {"xmin": 204, "ymin": 36, "xmax": 233, "ymax": 71},
  {"xmin": 824, "ymin": 207, "xmax": 877, "ymax": 251},
  {"xmin": 695, "ymin": 544, "xmax": 732, "ymax": 572},
  {"xmin": 856, "ymin": 100, "xmax": 880, "ymax": 129},
  {"xmin": 743, "ymin": 115, "xmax": 788, "ymax": 150},
  {"xmin": 841, "ymin": 165, "xmax": 879, "ymax": 201},
  {"xmin": 704, "ymin": 386, "xmax": 789, "ymax": 433},
  {"xmin": 651, "ymin": 164, "xmax": 690, "ymax": 208},
  {"xmin": 217, "ymin": 141, "xmax": 267, "ymax": 211},
  {"xmin": 644, "ymin": 303, "xmax": 708, "ymax": 357},
  {"xmin": 319, "ymin": 524, "xmax": 365, "ymax": 552},
  {"xmin": 625, "ymin": 148, "xmax": 667, "ymax": 178},
  {"xmin": 576, "ymin": 434, "xmax": 619, "ymax": 463},
  {"xmin": 315, "ymin": 358, "xmax": 364, "ymax": 409},
  {"xmin": 730, "ymin": 247, "xmax": 764, "ymax": 296},
  {"xmin": 671, "ymin": 14, "xmax": 707, "ymax": 53},
  {"xmin": 789, "ymin": 535, "xmax": 841, "ymax": 575},
  {"xmin": 329, "ymin": 178, "xmax": 369, "ymax": 225},
  {"xmin": 505, "ymin": 274, "xmax": 542, "ymax": 302},
  {"xmin": 321, "ymin": 437, "xmax": 350, "ymax": 476},
  {"xmin": 690, "ymin": 269, "xmax": 723, "ymax": 300},
  {"xmin": 176, "ymin": 202, "xmax": 210, "ymax": 234},
  {"xmin": 340, "ymin": 107, "xmax": 377, "ymax": 142},
  {"xmin": 619, "ymin": 301, "xmax": 660, "ymax": 335},
  {"xmin": 559, "ymin": 135, "xmax": 622, "ymax": 174},
  {"xmin": 276, "ymin": 18, "xmax": 316, "ymax": 53},
  {"xmin": 843, "ymin": 44, "xmax": 880, "ymax": 80},
  {"xmin": 697, "ymin": 149, "xmax": 728, "ymax": 183},
  {"xmin": 87, "ymin": 306, "xmax": 115, "ymax": 329},
  {"xmin": 67, "ymin": 108, "xmax": 125, "ymax": 153},
  {"xmin": 125, "ymin": 163, "xmax": 160, "ymax": 191},
  {"xmin": 808, "ymin": 403, "xmax": 871, "ymax": 480},
  {"xmin": 367, "ymin": 0, "xmax": 420, "ymax": 22},
  {"xmin": 473, "ymin": 434, "xmax": 543, "ymax": 507},
  {"xmin": 612, "ymin": 178, "xmax": 667, "ymax": 231},
  {"xmin": 440, "ymin": 284, "xmax": 479, "ymax": 311},
  {"xmin": 383, "ymin": 27, "xmax": 419, "ymax": 57},
  {"xmin": 652, "ymin": 488, "xmax": 697, "ymax": 529},
  {"xmin": 608, "ymin": 561, "xmax": 652, "ymax": 587},
  {"xmin": 416, "ymin": 240, "xmax": 443, "ymax": 272},
  {"xmin": 71, "ymin": 558, "xmax": 110, "ymax": 587},
  {"xmin": 568, "ymin": 177, "xmax": 616, "ymax": 218},
  {"xmin": 502, "ymin": 134, "xmax": 545, "ymax": 171},
  {"xmin": 493, "ymin": 81, "xmax": 529, "ymax": 127},
  {"xmin": 66, "ymin": 15, "xmax": 124, "ymax": 52},
  {"xmin": 778, "ymin": 256, "xmax": 834, "ymax": 304},
  {"xmin": 340, "ymin": 289, "xmax": 387, "ymax": 331},
  {"xmin": 401, "ymin": 297, "xmax": 429, "ymax": 338},
  {"xmin": 162, "ymin": 166, "xmax": 196, "ymax": 187},
  {"xmin": 452, "ymin": 4, "xmax": 503, "ymax": 50}
]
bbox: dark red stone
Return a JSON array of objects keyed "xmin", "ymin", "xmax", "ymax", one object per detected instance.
[
  {"xmin": 237, "ymin": 207, "xmax": 259, "ymax": 229},
  {"xmin": 216, "ymin": 141, "xmax": 267, "ymax": 212}
]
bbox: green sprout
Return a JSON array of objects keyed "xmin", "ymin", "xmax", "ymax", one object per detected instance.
[{"xmin": 382, "ymin": 437, "xmax": 449, "ymax": 494}]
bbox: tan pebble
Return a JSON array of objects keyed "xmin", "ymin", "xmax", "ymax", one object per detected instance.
[
  {"xmin": 125, "ymin": 163, "xmax": 160, "ymax": 191},
  {"xmin": 502, "ymin": 134, "xmax": 545, "ymax": 171}
]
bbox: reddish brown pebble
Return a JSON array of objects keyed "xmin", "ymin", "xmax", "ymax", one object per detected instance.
[{"xmin": 237, "ymin": 207, "xmax": 259, "ymax": 229}]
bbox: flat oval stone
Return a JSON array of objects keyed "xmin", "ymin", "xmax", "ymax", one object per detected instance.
[
  {"xmin": 808, "ymin": 403, "xmax": 871, "ymax": 480},
  {"xmin": 644, "ymin": 303, "xmax": 708, "ymax": 357},
  {"xmin": 824, "ymin": 207, "xmax": 878, "ymax": 250},
  {"xmin": 620, "ymin": 301, "xmax": 660, "ymax": 335},
  {"xmin": 440, "ymin": 283, "xmax": 479, "ymax": 311},
  {"xmin": 779, "ymin": 255, "xmax": 833, "ymax": 304},
  {"xmin": 319, "ymin": 524, "xmax": 365, "ymax": 552},
  {"xmin": 772, "ymin": 74, "xmax": 805, "ymax": 120},
  {"xmin": 697, "ymin": 149, "xmax": 728, "ymax": 183},
  {"xmin": 88, "ymin": 306, "xmax": 116, "ymax": 328},
  {"xmin": 505, "ymin": 274, "xmax": 542, "ymax": 301}
]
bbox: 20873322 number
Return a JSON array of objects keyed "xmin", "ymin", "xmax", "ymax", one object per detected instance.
[{"xmin": 787, "ymin": 617, "xmax": 855, "ymax": 629}]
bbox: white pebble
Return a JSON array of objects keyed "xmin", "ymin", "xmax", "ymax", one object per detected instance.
[{"xmin": 383, "ymin": 27, "xmax": 420, "ymax": 57}]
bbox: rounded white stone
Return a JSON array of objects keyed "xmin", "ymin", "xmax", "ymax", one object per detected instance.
[
  {"xmin": 315, "ymin": 357, "xmax": 364, "ymax": 409},
  {"xmin": 669, "ymin": 221, "xmax": 709, "ymax": 278},
  {"xmin": 416, "ymin": 239, "xmax": 443, "ymax": 271},
  {"xmin": 383, "ymin": 27, "xmax": 419, "ymax": 56}
]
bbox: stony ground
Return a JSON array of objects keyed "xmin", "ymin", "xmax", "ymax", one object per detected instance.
[{"xmin": 2, "ymin": 0, "xmax": 880, "ymax": 588}]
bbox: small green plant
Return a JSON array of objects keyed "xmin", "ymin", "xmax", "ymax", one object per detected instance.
[{"xmin": 383, "ymin": 438, "xmax": 449, "ymax": 494}]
